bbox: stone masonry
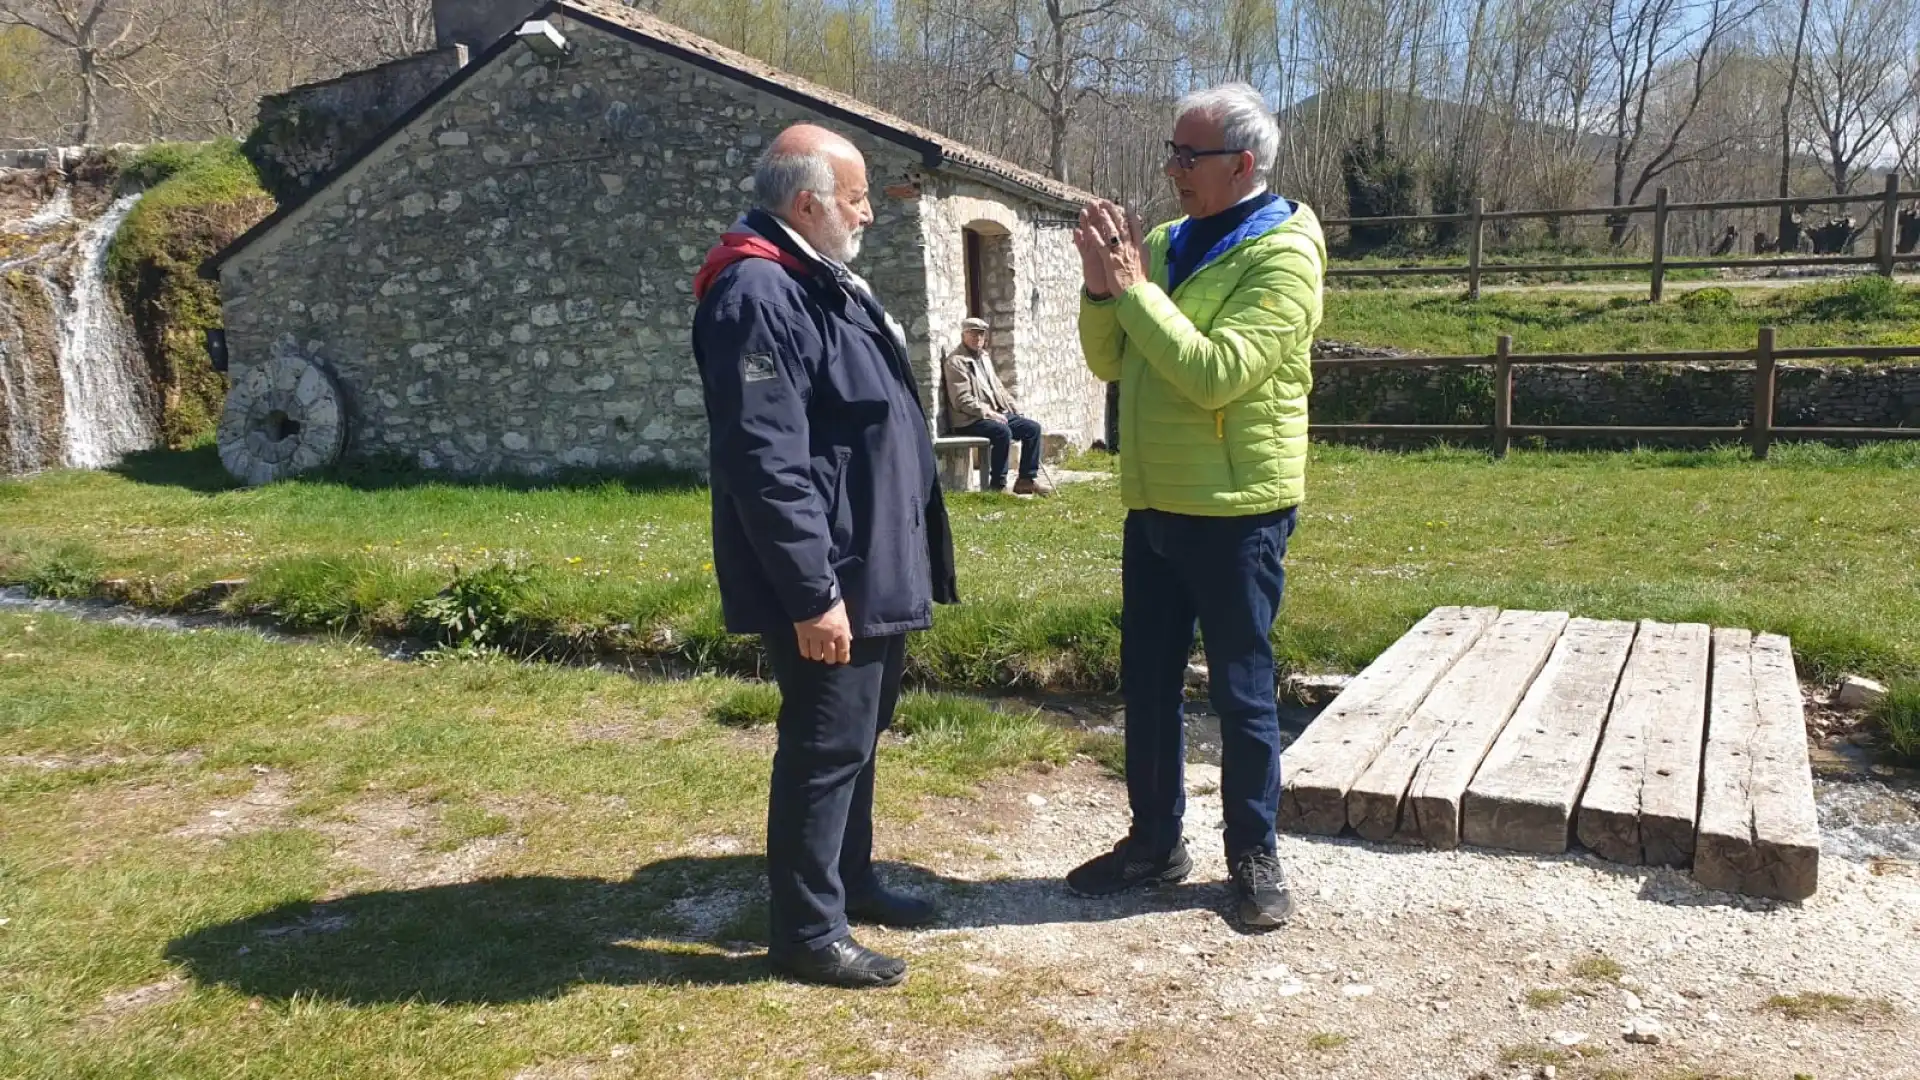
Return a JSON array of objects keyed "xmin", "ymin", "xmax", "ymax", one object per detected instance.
[
  {"xmin": 918, "ymin": 181, "xmax": 1102, "ymax": 447},
  {"xmin": 1311, "ymin": 354, "xmax": 1920, "ymax": 438},
  {"xmin": 214, "ymin": 2, "xmax": 1100, "ymax": 482}
]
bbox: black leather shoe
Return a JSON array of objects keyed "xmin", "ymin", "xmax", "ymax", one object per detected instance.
[
  {"xmin": 846, "ymin": 885, "xmax": 939, "ymax": 928},
  {"xmin": 769, "ymin": 936, "xmax": 907, "ymax": 989}
]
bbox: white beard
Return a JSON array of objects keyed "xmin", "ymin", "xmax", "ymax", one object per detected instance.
[{"xmin": 818, "ymin": 213, "xmax": 864, "ymax": 263}]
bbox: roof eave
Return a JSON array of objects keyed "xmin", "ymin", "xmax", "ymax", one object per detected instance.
[{"xmin": 930, "ymin": 154, "xmax": 1088, "ymax": 213}]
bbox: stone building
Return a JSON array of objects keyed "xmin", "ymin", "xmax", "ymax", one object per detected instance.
[{"xmin": 207, "ymin": 0, "xmax": 1102, "ymax": 484}]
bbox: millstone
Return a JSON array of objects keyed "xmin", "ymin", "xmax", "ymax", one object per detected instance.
[{"xmin": 217, "ymin": 353, "xmax": 345, "ymax": 485}]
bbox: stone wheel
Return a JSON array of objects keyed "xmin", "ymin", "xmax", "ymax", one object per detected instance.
[{"xmin": 217, "ymin": 354, "xmax": 345, "ymax": 486}]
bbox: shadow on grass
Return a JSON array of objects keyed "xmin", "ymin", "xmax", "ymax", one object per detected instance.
[
  {"xmin": 165, "ymin": 854, "xmax": 1233, "ymax": 1004},
  {"xmin": 109, "ymin": 446, "xmax": 706, "ymax": 496},
  {"xmin": 110, "ymin": 445, "xmax": 242, "ymax": 493}
]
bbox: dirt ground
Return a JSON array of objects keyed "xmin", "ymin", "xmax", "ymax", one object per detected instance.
[{"xmin": 835, "ymin": 763, "xmax": 1920, "ymax": 1080}]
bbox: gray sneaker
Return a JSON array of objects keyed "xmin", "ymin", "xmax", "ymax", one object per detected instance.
[{"xmin": 1230, "ymin": 850, "xmax": 1295, "ymax": 928}]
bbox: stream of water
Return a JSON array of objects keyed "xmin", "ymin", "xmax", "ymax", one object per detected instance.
[{"xmin": 5, "ymin": 587, "xmax": 1914, "ymax": 867}]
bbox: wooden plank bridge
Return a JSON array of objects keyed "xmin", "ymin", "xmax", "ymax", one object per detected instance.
[{"xmin": 1280, "ymin": 608, "xmax": 1820, "ymax": 900}]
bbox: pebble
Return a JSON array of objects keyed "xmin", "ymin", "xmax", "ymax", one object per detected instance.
[
  {"xmin": 1623, "ymin": 1017, "xmax": 1667, "ymax": 1045},
  {"xmin": 1342, "ymin": 984, "xmax": 1375, "ymax": 997},
  {"xmin": 1552, "ymin": 1031, "xmax": 1588, "ymax": 1046},
  {"xmin": 1024, "ymin": 794, "xmax": 1048, "ymax": 808},
  {"xmin": 1623, "ymin": 990, "xmax": 1644, "ymax": 1012}
]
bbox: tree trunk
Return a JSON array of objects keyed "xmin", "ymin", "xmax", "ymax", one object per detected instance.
[
  {"xmin": 1778, "ymin": 0, "xmax": 1811, "ymax": 242},
  {"xmin": 77, "ymin": 49, "xmax": 98, "ymax": 145}
]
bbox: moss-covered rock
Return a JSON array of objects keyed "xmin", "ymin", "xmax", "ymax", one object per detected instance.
[{"xmin": 107, "ymin": 141, "xmax": 276, "ymax": 448}]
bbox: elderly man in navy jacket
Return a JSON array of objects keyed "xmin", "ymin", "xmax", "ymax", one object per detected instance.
[{"xmin": 691, "ymin": 124, "xmax": 959, "ymax": 989}]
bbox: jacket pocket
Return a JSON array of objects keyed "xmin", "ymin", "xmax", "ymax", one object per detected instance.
[
  {"xmin": 1216, "ymin": 408, "xmax": 1238, "ymax": 490},
  {"xmin": 822, "ymin": 446, "xmax": 855, "ymax": 559}
]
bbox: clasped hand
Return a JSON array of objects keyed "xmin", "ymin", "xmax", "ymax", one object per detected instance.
[{"xmin": 1073, "ymin": 199, "xmax": 1147, "ymax": 299}]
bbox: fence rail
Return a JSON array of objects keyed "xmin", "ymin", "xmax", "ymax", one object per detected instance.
[
  {"xmin": 1325, "ymin": 175, "xmax": 1918, "ymax": 300},
  {"xmin": 1309, "ymin": 328, "xmax": 1920, "ymax": 459}
]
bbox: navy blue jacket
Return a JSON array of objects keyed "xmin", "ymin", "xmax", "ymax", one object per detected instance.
[{"xmin": 691, "ymin": 210, "xmax": 959, "ymax": 639}]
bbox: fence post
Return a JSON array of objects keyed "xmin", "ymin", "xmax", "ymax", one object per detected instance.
[
  {"xmin": 1752, "ymin": 326, "xmax": 1776, "ymax": 461},
  {"xmin": 1879, "ymin": 171, "xmax": 1899, "ymax": 277},
  {"xmin": 1467, "ymin": 197, "xmax": 1485, "ymax": 300},
  {"xmin": 1650, "ymin": 187, "xmax": 1670, "ymax": 302},
  {"xmin": 1493, "ymin": 334, "xmax": 1513, "ymax": 459}
]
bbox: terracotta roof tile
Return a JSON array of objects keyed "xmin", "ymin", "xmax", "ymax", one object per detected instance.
[{"xmin": 558, "ymin": 0, "xmax": 1096, "ymax": 208}]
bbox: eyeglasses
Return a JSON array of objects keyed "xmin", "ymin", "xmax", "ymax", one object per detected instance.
[{"xmin": 1165, "ymin": 141, "xmax": 1247, "ymax": 169}]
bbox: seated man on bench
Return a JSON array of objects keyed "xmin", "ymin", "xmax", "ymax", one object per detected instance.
[{"xmin": 943, "ymin": 318, "xmax": 1051, "ymax": 495}]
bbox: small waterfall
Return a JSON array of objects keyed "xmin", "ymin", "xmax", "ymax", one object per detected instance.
[
  {"xmin": 16, "ymin": 188, "xmax": 72, "ymax": 236},
  {"xmin": 0, "ymin": 164, "xmax": 158, "ymax": 474},
  {"xmin": 49, "ymin": 194, "xmax": 154, "ymax": 468}
]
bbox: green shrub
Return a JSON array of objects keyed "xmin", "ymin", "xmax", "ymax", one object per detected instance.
[
  {"xmin": 1800, "ymin": 275, "xmax": 1905, "ymax": 322},
  {"xmin": 1681, "ymin": 286, "xmax": 1736, "ymax": 311},
  {"xmin": 412, "ymin": 563, "xmax": 534, "ymax": 648},
  {"xmin": 22, "ymin": 544, "xmax": 103, "ymax": 600}
]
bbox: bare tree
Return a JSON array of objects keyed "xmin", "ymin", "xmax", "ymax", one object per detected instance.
[
  {"xmin": 1796, "ymin": 0, "xmax": 1919, "ymax": 194},
  {"xmin": 1772, "ymin": 0, "xmax": 1812, "ymax": 238},
  {"xmin": 1600, "ymin": 0, "xmax": 1761, "ymax": 243},
  {"xmin": 0, "ymin": 0, "xmax": 169, "ymax": 143},
  {"xmin": 978, "ymin": 0, "xmax": 1151, "ymax": 183}
]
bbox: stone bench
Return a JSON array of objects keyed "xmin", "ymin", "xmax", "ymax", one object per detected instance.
[{"xmin": 931, "ymin": 435, "xmax": 993, "ymax": 491}]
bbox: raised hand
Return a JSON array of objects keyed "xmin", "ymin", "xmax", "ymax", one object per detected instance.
[
  {"xmin": 1074, "ymin": 204, "xmax": 1116, "ymax": 298},
  {"xmin": 1091, "ymin": 201, "xmax": 1148, "ymax": 294}
]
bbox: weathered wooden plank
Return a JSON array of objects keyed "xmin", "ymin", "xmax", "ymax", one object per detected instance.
[
  {"xmin": 1573, "ymin": 621, "xmax": 1711, "ymax": 865},
  {"xmin": 1461, "ymin": 619, "xmax": 1637, "ymax": 854},
  {"xmin": 1695, "ymin": 631, "xmax": 1820, "ymax": 900},
  {"xmin": 1346, "ymin": 610, "xmax": 1569, "ymax": 844},
  {"xmin": 1278, "ymin": 607, "xmax": 1500, "ymax": 835}
]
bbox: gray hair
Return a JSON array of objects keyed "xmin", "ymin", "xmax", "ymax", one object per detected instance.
[
  {"xmin": 753, "ymin": 147, "xmax": 836, "ymax": 214},
  {"xmin": 1175, "ymin": 82, "xmax": 1280, "ymax": 176}
]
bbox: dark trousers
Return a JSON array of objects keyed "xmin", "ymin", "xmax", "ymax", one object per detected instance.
[
  {"xmin": 761, "ymin": 631, "xmax": 906, "ymax": 954},
  {"xmin": 1121, "ymin": 507, "xmax": 1296, "ymax": 858},
  {"xmin": 954, "ymin": 413, "xmax": 1042, "ymax": 485}
]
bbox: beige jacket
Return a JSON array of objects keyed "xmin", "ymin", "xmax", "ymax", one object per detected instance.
[{"xmin": 942, "ymin": 345, "xmax": 1015, "ymax": 429}]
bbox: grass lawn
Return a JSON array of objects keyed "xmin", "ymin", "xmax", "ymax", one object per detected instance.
[
  {"xmin": 0, "ymin": 611, "xmax": 1090, "ymax": 1079},
  {"xmin": 3, "ymin": 442, "xmax": 1917, "ymax": 688},
  {"xmin": 1321, "ymin": 276, "xmax": 1920, "ymax": 356}
]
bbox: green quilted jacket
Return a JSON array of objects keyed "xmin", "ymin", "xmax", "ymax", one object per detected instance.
[{"xmin": 1081, "ymin": 201, "xmax": 1325, "ymax": 516}]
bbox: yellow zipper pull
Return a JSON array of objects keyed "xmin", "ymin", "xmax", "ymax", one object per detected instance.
[{"xmin": 1214, "ymin": 410, "xmax": 1225, "ymax": 439}]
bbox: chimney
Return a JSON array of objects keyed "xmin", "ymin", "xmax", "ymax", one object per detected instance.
[{"xmin": 434, "ymin": 0, "xmax": 547, "ymax": 51}]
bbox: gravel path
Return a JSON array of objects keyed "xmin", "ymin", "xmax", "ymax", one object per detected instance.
[{"xmin": 893, "ymin": 762, "xmax": 1920, "ymax": 1080}]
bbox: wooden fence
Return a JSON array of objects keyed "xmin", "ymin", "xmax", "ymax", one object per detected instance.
[
  {"xmin": 1310, "ymin": 328, "xmax": 1920, "ymax": 459},
  {"xmin": 1324, "ymin": 175, "xmax": 1920, "ymax": 301}
]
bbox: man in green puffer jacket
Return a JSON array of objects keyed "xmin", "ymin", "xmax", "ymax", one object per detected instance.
[{"xmin": 1064, "ymin": 83, "xmax": 1325, "ymax": 930}]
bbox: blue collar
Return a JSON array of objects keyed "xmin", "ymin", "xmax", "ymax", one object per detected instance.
[{"xmin": 1165, "ymin": 196, "xmax": 1295, "ymax": 291}]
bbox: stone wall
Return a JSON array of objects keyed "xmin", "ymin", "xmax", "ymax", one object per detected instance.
[
  {"xmin": 245, "ymin": 47, "xmax": 470, "ymax": 202},
  {"xmin": 919, "ymin": 180, "xmax": 1101, "ymax": 453},
  {"xmin": 1310, "ymin": 358, "xmax": 1920, "ymax": 440},
  {"xmin": 219, "ymin": 12, "xmax": 933, "ymax": 477}
]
